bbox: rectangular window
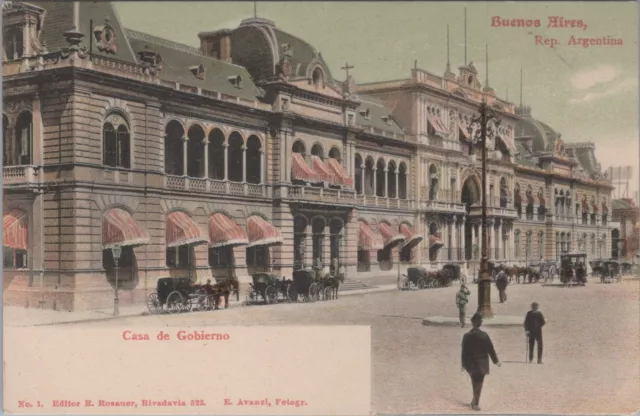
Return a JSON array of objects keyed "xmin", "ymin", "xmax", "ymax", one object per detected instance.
[
  {"xmin": 357, "ymin": 250, "xmax": 370, "ymax": 272},
  {"xmin": 246, "ymin": 246, "xmax": 268, "ymax": 268},
  {"xmin": 166, "ymin": 245, "xmax": 190, "ymax": 268},
  {"xmin": 209, "ymin": 246, "xmax": 232, "ymax": 268},
  {"xmin": 4, "ymin": 247, "xmax": 28, "ymax": 269},
  {"xmin": 104, "ymin": 129, "xmax": 118, "ymax": 167}
]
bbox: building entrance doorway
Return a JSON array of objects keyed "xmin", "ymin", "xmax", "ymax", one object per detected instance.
[{"xmin": 462, "ymin": 176, "xmax": 480, "ymax": 260}]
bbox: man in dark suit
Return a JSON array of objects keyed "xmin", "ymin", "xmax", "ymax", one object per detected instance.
[
  {"xmin": 461, "ymin": 313, "xmax": 501, "ymax": 411},
  {"xmin": 524, "ymin": 302, "xmax": 546, "ymax": 364}
]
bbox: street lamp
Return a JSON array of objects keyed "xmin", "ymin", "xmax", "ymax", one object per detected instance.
[
  {"xmin": 468, "ymin": 99, "xmax": 501, "ymax": 318},
  {"xmin": 111, "ymin": 245, "xmax": 122, "ymax": 317}
]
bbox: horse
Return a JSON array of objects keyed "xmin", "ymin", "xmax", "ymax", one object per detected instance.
[
  {"xmin": 208, "ymin": 279, "xmax": 239, "ymax": 309},
  {"xmin": 428, "ymin": 269, "xmax": 451, "ymax": 287},
  {"xmin": 320, "ymin": 272, "xmax": 345, "ymax": 299}
]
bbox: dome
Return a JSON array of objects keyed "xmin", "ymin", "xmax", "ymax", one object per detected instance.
[
  {"xmin": 227, "ymin": 18, "xmax": 334, "ymax": 84},
  {"xmin": 515, "ymin": 106, "xmax": 559, "ymax": 152}
]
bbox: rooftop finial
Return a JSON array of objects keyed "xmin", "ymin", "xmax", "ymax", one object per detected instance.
[
  {"xmin": 464, "ymin": 7, "xmax": 467, "ymax": 66},
  {"xmin": 341, "ymin": 62, "xmax": 354, "ymax": 79},
  {"xmin": 253, "ymin": 0, "xmax": 257, "ymax": 18},
  {"xmin": 445, "ymin": 25, "xmax": 451, "ymax": 74}
]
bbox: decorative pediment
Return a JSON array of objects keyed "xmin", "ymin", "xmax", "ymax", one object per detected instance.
[
  {"xmin": 93, "ymin": 17, "xmax": 118, "ymax": 55},
  {"xmin": 553, "ymin": 138, "xmax": 568, "ymax": 158}
]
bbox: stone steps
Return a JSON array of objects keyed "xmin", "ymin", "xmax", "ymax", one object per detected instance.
[{"xmin": 339, "ymin": 279, "xmax": 376, "ymax": 291}]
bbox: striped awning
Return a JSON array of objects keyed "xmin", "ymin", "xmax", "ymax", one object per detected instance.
[
  {"xmin": 429, "ymin": 234, "xmax": 444, "ymax": 249},
  {"xmin": 102, "ymin": 208, "xmax": 150, "ymax": 249},
  {"xmin": 247, "ymin": 215, "xmax": 283, "ymax": 248},
  {"xmin": 209, "ymin": 213, "xmax": 248, "ymax": 248},
  {"xmin": 326, "ymin": 158, "xmax": 354, "ymax": 188},
  {"xmin": 429, "ymin": 116, "xmax": 448, "ymax": 135},
  {"xmin": 377, "ymin": 222, "xmax": 405, "ymax": 248},
  {"xmin": 3, "ymin": 209, "xmax": 28, "ymax": 250},
  {"xmin": 311, "ymin": 155, "xmax": 336, "ymax": 183},
  {"xmin": 292, "ymin": 152, "xmax": 318, "ymax": 182},
  {"xmin": 400, "ymin": 223, "xmax": 424, "ymax": 250},
  {"xmin": 166, "ymin": 211, "xmax": 208, "ymax": 248},
  {"xmin": 358, "ymin": 221, "xmax": 383, "ymax": 251}
]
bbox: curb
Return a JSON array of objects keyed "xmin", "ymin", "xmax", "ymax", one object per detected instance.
[{"xmin": 422, "ymin": 315, "xmax": 524, "ymax": 327}]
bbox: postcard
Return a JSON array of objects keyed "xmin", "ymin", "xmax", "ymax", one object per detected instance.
[{"xmin": 2, "ymin": 1, "xmax": 639, "ymax": 415}]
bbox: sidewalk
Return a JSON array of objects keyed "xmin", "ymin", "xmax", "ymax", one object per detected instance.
[{"xmin": 4, "ymin": 284, "xmax": 398, "ymax": 327}]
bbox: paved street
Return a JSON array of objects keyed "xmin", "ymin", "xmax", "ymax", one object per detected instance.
[{"xmin": 60, "ymin": 279, "xmax": 639, "ymax": 414}]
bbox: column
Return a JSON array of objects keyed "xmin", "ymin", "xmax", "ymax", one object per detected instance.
[
  {"xmin": 360, "ymin": 164, "xmax": 365, "ymax": 195},
  {"xmin": 452, "ymin": 216, "xmax": 458, "ymax": 260},
  {"xmin": 304, "ymin": 224, "xmax": 313, "ymax": 267},
  {"xmin": 223, "ymin": 143, "xmax": 228, "ymax": 180},
  {"xmin": 497, "ymin": 220, "xmax": 502, "ymax": 260},
  {"xmin": 471, "ymin": 222, "xmax": 477, "ymax": 258},
  {"xmin": 182, "ymin": 135, "xmax": 188, "ymax": 176},
  {"xmin": 260, "ymin": 149, "xmax": 265, "ymax": 183},
  {"xmin": 460, "ymin": 216, "xmax": 466, "ymax": 261},
  {"xmin": 383, "ymin": 168, "xmax": 388, "ymax": 197},
  {"xmin": 395, "ymin": 172, "xmax": 399, "ymax": 199},
  {"xmin": 203, "ymin": 140, "xmax": 209, "ymax": 178},
  {"xmin": 241, "ymin": 145, "xmax": 247, "ymax": 182},
  {"xmin": 372, "ymin": 167, "xmax": 377, "ymax": 198}
]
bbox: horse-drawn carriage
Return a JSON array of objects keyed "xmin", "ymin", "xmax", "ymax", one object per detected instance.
[
  {"xmin": 246, "ymin": 273, "xmax": 292, "ymax": 304},
  {"xmin": 401, "ymin": 266, "xmax": 455, "ymax": 290},
  {"xmin": 559, "ymin": 252, "xmax": 588, "ymax": 286},
  {"xmin": 290, "ymin": 268, "xmax": 344, "ymax": 302},
  {"xmin": 442, "ymin": 263, "xmax": 467, "ymax": 284},
  {"xmin": 599, "ymin": 260, "xmax": 622, "ymax": 283},
  {"xmin": 146, "ymin": 277, "xmax": 239, "ymax": 314}
]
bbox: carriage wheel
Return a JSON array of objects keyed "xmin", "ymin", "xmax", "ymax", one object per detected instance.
[
  {"xmin": 418, "ymin": 278, "xmax": 426, "ymax": 290},
  {"xmin": 195, "ymin": 289, "xmax": 209, "ymax": 311},
  {"xmin": 309, "ymin": 283, "xmax": 319, "ymax": 301},
  {"xmin": 146, "ymin": 292, "xmax": 160, "ymax": 314},
  {"xmin": 265, "ymin": 286, "xmax": 278, "ymax": 304},
  {"xmin": 323, "ymin": 287, "xmax": 333, "ymax": 301},
  {"xmin": 245, "ymin": 290, "xmax": 255, "ymax": 306},
  {"xmin": 284, "ymin": 284, "xmax": 294, "ymax": 303},
  {"xmin": 166, "ymin": 291, "xmax": 184, "ymax": 314}
]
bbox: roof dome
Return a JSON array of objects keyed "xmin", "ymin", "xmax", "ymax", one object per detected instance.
[
  {"xmin": 515, "ymin": 106, "xmax": 559, "ymax": 152},
  {"xmin": 228, "ymin": 18, "xmax": 334, "ymax": 83}
]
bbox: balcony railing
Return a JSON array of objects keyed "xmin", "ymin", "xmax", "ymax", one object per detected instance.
[
  {"xmin": 3, "ymin": 165, "xmax": 37, "ymax": 184},
  {"xmin": 288, "ymin": 185, "xmax": 356, "ymax": 205},
  {"xmin": 164, "ymin": 175, "xmax": 268, "ymax": 198},
  {"xmin": 354, "ymin": 194, "xmax": 413, "ymax": 209}
]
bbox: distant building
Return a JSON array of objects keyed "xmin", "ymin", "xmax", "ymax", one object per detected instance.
[
  {"xmin": 611, "ymin": 199, "xmax": 639, "ymax": 260},
  {"xmin": 2, "ymin": 1, "xmax": 613, "ymax": 310}
]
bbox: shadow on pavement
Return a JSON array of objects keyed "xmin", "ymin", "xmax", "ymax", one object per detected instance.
[{"xmin": 380, "ymin": 314, "xmax": 425, "ymax": 320}]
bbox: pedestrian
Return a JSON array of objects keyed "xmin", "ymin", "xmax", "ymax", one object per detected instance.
[
  {"xmin": 456, "ymin": 283, "xmax": 471, "ymax": 328},
  {"xmin": 461, "ymin": 313, "xmax": 501, "ymax": 411},
  {"xmin": 524, "ymin": 302, "xmax": 546, "ymax": 364},
  {"xmin": 495, "ymin": 270, "xmax": 508, "ymax": 303}
]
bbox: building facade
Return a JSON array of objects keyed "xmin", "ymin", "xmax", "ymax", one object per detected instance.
[
  {"xmin": 611, "ymin": 198, "xmax": 639, "ymax": 260},
  {"xmin": 2, "ymin": 1, "xmax": 613, "ymax": 310}
]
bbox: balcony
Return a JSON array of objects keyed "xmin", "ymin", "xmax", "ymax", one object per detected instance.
[
  {"xmin": 355, "ymin": 195, "xmax": 412, "ymax": 209},
  {"xmin": 420, "ymin": 190, "xmax": 466, "ymax": 213},
  {"xmin": 3, "ymin": 166, "xmax": 38, "ymax": 185},
  {"xmin": 469, "ymin": 197, "xmax": 518, "ymax": 219},
  {"xmin": 164, "ymin": 175, "xmax": 268, "ymax": 198},
  {"xmin": 287, "ymin": 186, "xmax": 357, "ymax": 205}
]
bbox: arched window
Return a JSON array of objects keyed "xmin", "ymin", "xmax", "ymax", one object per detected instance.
[
  {"xmin": 591, "ymin": 234, "xmax": 596, "ymax": 256},
  {"xmin": 15, "ymin": 111, "xmax": 33, "ymax": 166},
  {"xmin": 208, "ymin": 129, "xmax": 225, "ymax": 180},
  {"xmin": 246, "ymin": 135, "xmax": 262, "ymax": 184},
  {"xmin": 227, "ymin": 132, "xmax": 244, "ymax": 182},
  {"xmin": 329, "ymin": 218, "xmax": 343, "ymax": 275},
  {"xmin": 292, "ymin": 140, "xmax": 306, "ymax": 155},
  {"xmin": 515, "ymin": 230, "xmax": 521, "ymax": 259},
  {"xmin": 312, "ymin": 217, "xmax": 325, "ymax": 268},
  {"xmin": 515, "ymin": 184, "xmax": 522, "ymax": 217},
  {"xmin": 499, "ymin": 177, "xmax": 508, "ymax": 208},
  {"xmin": 364, "ymin": 157, "xmax": 375, "ymax": 196},
  {"xmin": 387, "ymin": 161, "xmax": 397, "ymax": 198},
  {"xmin": 376, "ymin": 159, "xmax": 386, "ymax": 197},
  {"xmin": 186, "ymin": 124, "xmax": 205, "ymax": 177},
  {"xmin": 164, "ymin": 120, "xmax": 184, "ymax": 175},
  {"xmin": 103, "ymin": 113, "xmax": 130, "ymax": 168},
  {"xmin": 311, "ymin": 143, "xmax": 323, "ymax": 159},
  {"xmin": 354, "ymin": 154, "xmax": 363, "ymax": 195},
  {"xmin": 526, "ymin": 231, "xmax": 532, "ymax": 260},
  {"xmin": 312, "ymin": 68, "xmax": 323, "ymax": 87},
  {"xmin": 328, "ymin": 147, "xmax": 341, "ymax": 161},
  {"xmin": 567, "ymin": 233, "xmax": 571, "ymax": 252},
  {"xmin": 555, "ymin": 232, "xmax": 560, "ymax": 260},
  {"xmin": 293, "ymin": 216, "xmax": 308, "ymax": 270},
  {"xmin": 525, "ymin": 187, "xmax": 534, "ymax": 220},
  {"xmin": 398, "ymin": 163, "xmax": 408, "ymax": 199},
  {"xmin": 428, "ymin": 165, "xmax": 439, "ymax": 201}
]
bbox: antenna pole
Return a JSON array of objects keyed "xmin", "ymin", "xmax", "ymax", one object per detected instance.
[
  {"xmin": 464, "ymin": 7, "xmax": 467, "ymax": 65},
  {"xmin": 520, "ymin": 66, "xmax": 523, "ymax": 107}
]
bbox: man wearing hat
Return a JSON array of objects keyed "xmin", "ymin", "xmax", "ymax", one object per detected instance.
[
  {"xmin": 461, "ymin": 313, "xmax": 501, "ymax": 411},
  {"xmin": 524, "ymin": 302, "xmax": 546, "ymax": 364}
]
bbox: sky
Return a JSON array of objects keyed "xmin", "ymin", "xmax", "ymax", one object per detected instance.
[{"xmin": 114, "ymin": 1, "xmax": 640, "ymax": 197}]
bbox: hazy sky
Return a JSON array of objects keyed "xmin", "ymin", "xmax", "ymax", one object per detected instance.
[{"xmin": 114, "ymin": 1, "xmax": 639, "ymax": 196}]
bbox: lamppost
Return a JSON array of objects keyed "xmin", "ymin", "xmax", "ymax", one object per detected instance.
[
  {"xmin": 111, "ymin": 245, "xmax": 122, "ymax": 317},
  {"xmin": 468, "ymin": 99, "xmax": 501, "ymax": 318}
]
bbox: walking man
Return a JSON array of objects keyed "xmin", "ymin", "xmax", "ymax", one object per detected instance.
[
  {"xmin": 461, "ymin": 313, "xmax": 501, "ymax": 411},
  {"xmin": 456, "ymin": 283, "xmax": 471, "ymax": 328},
  {"xmin": 524, "ymin": 302, "xmax": 546, "ymax": 364},
  {"xmin": 495, "ymin": 270, "xmax": 508, "ymax": 303}
]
